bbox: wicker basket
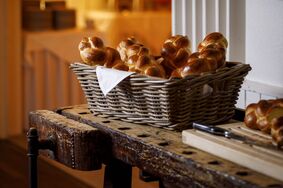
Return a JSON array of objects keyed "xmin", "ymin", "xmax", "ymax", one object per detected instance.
[{"xmin": 71, "ymin": 62, "xmax": 251, "ymax": 131}]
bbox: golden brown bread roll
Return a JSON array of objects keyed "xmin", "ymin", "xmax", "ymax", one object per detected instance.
[
  {"xmin": 198, "ymin": 32, "xmax": 228, "ymax": 69},
  {"xmin": 117, "ymin": 37, "xmax": 152, "ymax": 73},
  {"xmin": 79, "ymin": 36, "xmax": 129, "ymax": 71},
  {"xmin": 79, "ymin": 36, "xmax": 165, "ymax": 78},
  {"xmin": 161, "ymin": 35, "xmax": 191, "ymax": 74},
  {"xmin": 127, "ymin": 55, "xmax": 139, "ymax": 72},
  {"xmin": 169, "ymin": 50, "xmax": 219, "ymax": 78},
  {"xmin": 110, "ymin": 60, "xmax": 129, "ymax": 71},
  {"xmin": 170, "ymin": 57, "xmax": 218, "ymax": 78},
  {"xmin": 117, "ymin": 37, "xmax": 168, "ymax": 79},
  {"xmin": 164, "ymin": 35, "xmax": 191, "ymax": 49},
  {"xmin": 117, "ymin": 37, "xmax": 149, "ymax": 62},
  {"xmin": 198, "ymin": 32, "xmax": 228, "ymax": 52},
  {"xmin": 189, "ymin": 52, "xmax": 200, "ymax": 59},
  {"xmin": 126, "ymin": 44, "xmax": 149, "ymax": 58},
  {"xmin": 156, "ymin": 57, "xmax": 177, "ymax": 78},
  {"xmin": 244, "ymin": 99, "xmax": 283, "ymax": 133},
  {"xmin": 103, "ymin": 47, "xmax": 129, "ymax": 71},
  {"xmin": 103, "ymin": 47, "xmax": 121, "ymax": 66},
  {"xmin": 79, "ymin": 37, "xmax": 104, "ymax": 51},
  {"xmin": 200, "ymin": 43, "xmax": 226, "ymax": 55},
  {"xmin": 130, "ymin": 55, "xmax": 166, "ymax": 78},
  {"xmin": 244, "ymin": 99, "xmax": 283, "ymax": 147},
  {"xmin": 79, "ymin": 36, "xmax": 104, "ymax": 65},
  {"xmin": 168, "ymin": 32, "xmax": 228, "ymax": 79},
  {"xmin": 244, "ymin": 103, "xmax": 259, "ymax": 130},
  {"xmin": 256, "ymin": 100, "xmax": 276, "ymax": 133},
  {"xmin": 198, "ymin": 48, "xmax": 225, "ymax": 69},
  {"xmin": 79, "ymin": 37, "xmax": 105, "ymax": 65},
  {"xmin": 271, "ymin": 116, "xmax": 283, "ymax": 147},
  {"xmin": 79, "ymin": 48, "xmax": 107, "ymax": 66},
  {"xmin": 117, "ymin": 37, "xmax": 138, "ymax": 61}
]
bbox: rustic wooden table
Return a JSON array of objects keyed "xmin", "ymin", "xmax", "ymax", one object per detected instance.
[{"xmin": 28, "ymin": 104, "xmax": 283, "ymax": 188}]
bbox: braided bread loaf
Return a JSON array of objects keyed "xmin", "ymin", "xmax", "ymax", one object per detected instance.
[
  {"xmin": 117, "ymin": 37, "xmax": 150, "ymax": 62},
  {"xmin": 124, "ymin": 45, "xmax": 150, "ymax": 71},
  {"xmin": 125, "ymin": 54, "xmax": 165, "ymax": 78},
  {"xmin": 132, "ymin": 55, "xmax": 166, "ymax": 78},
  {"xmin": 198, "ymin": 32, "xmax": 228, "ymax": 52},
  {"xmin": 78, "ymin": 36, "xmax": 105, "ymax": 65},
  {"xmin": 78, "ymin": 33, "xmax": 228, "ymax": 79},
  {"xmin": 271, "ymin": 116, "xmax": 283, "ymax": 147},
  {"xmin": 78, "ymin": 36, "xmax": 128, "ymax": 71},
  {"xmin": 244, "ymin": 99, "xmax": 283, "ymax": 147},
  {"xmin": 161, "ymin": 35, "xmax": 191, "ymax": 77},
  {"xmin": 170, "ymin": 32, "xmax": 228, "ymax": 79},
  {"xmin": 170, "ymin": 55, "xmax": 218, "ymax": 78},
  {"xmin": 117, "ymin": 37, "xmax": 166, "ymax": 78},
  {"xmin": 198, "ymin": 32, "xmax": 228, "ymax": 69}
]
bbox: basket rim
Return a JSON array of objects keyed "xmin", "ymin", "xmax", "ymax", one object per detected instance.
[{"xmin": 70, "ymin": 61, "xmax": 251, "ymax": 84}]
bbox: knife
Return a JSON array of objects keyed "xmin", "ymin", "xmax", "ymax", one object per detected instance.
[{"xmin": 192, "ymin": 122, "xmax": 281, "ymax": 151}]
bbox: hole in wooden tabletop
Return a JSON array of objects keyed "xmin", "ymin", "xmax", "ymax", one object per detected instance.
[
  {"xmin": 158, "ymin": 142, "xmax": 169, "ymax": 146},
  {"xmin": 78, "ymin": 111, "xmax": 89, "ymax": 115},
  {"xmin": 118, "ymin": 127, "xmax": 131, "ymax": 130},
  {"xmin": 235, "ymin": 171, "xmax": 249, "ymax": 176},
  {"xmin": 267, "ymin": 184, "xmax": 283, "ymax": 188},
  {"xmin": 137, "ymin": 134, "xmax": 150, "ymax": 138},
  {"xmin": 102, "ymin": 120, "xmax": 111, "ymax": 123},
  {"xmin": 182, "ymin": 150, "xmax": 195, "ymax": 155},
  {"xmin": 208, "ymin": 160, "xmax": 221, "ymax": 165}
]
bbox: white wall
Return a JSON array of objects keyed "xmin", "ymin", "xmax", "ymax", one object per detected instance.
[
  {"xmin": 246, "ymin": 0, "xmax": 283, "ymax": 88},
  {"xmin": 171, "ymin": 0, "xmax": 246, "ymax": 62},
  {"xmin": 172, "ymin": 0, "xmax": 283, "ymax": 109}
]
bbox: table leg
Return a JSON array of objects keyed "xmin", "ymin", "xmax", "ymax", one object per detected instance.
[
  {"xmin": 27, "ymin": 127, "xmax": 39, "ymax": 188},
  {"xmin": 103, "ymin": 158, "xmax": 132, "ymax": 188},
  {"xmin": 27, "ymin": 127, "xmax": 56, "ymax": 188}
]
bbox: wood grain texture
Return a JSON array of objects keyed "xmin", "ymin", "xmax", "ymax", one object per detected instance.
[
  {"xmin": 57, "ymin": 105, "xmax": 283, "ymax": 188},
  {"xmin": 29, "ymin": 105, "xmax": 283, "ymax": 188},
  {"xmin": 29, "ymin": 110, "xmax": 103, "ymax": 171}
]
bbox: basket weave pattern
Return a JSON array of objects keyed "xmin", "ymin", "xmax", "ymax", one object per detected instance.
[{"xmin": 71, "ymin": 62, "xmax": 251, "ymax": 131}]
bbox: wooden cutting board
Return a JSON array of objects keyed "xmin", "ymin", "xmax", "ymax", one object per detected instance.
[{"xmin": 182, "ymin": 122, "xmax": 283, "ymax": 181}]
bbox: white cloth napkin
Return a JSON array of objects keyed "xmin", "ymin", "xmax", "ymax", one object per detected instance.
[{"xmin": 96, "ymin": 66, "xmax": 134, "ymax": 96}]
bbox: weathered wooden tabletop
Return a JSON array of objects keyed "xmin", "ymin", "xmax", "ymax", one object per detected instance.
[{"xmin": 29, "ymin": 104, "xmax": 283, "ymax": 188}]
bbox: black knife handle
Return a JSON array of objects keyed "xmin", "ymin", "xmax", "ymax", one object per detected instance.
[{"xmin": 192, "ymin": 122, "xmax": 227, "ymax": 136}]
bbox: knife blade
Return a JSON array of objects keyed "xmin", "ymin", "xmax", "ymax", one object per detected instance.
[{"xmin": 192, "ymin": 122, "xmax": 281, "ymax": 151}]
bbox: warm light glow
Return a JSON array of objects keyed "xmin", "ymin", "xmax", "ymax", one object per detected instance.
[{"xmin": 40, "ymin": 0, "xmax": 46, "ymax": 10}]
